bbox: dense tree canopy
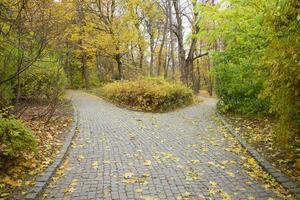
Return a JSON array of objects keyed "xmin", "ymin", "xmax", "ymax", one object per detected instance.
[
  {"xmin": 197, "ymin": 0, "xmax": 299, "ymax": 148},
  {"xmin": 0, "ymin": 0, "xmax": 299, "ymax": 155}
]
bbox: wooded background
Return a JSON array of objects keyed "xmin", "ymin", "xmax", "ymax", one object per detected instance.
[{"xmin": 0, "ymin": 0, "xmax": 299, "ymax": 148}]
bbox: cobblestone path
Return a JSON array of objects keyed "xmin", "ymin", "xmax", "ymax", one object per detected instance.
[{"xmin": 42, "ymin": 91, "xmax": 285, "ymax": 200}]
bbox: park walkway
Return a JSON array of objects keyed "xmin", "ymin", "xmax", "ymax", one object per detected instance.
[{"xmin": 42, "ymin": 91, "xmax": 283, "ymax": 199}]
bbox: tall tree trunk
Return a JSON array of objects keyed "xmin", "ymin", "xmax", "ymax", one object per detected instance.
[
  {"xmin": 193, "ymin": 58, "xmax": 201, "ymax": 94},
  {"xmin": 167, "ymin": 0, "xmax": 176, "ymax": 80},
  {"xmin": 95, "ymin": 50, "xmax": 102, "ymax": 82},
  {"xmin": 207, "ymin": 57, "xmax": 213, "ymax": 96},
  {"xmin": 134, "ymin": 17, "xmax": 144, "ymax": 69},
  {"xmin": 77, "ymin": 0, "xmax": 89, "ymax": 89},
  {"xmin": 172, "ymin": 0, "xmax": 186, "ymax": 83},
  {"xmin": 157, "ymin": 18, "xmax": 168, "ymax": 76},
  {"xmin": 81, "ymin": 52, "xmax": 89, "ymax": 89},
  {"xmin": 65, "ymin": 42, "xmax": 73, "ymax": 87},
  {"xmin": 149, "ymin": 32, "xmax": 154, "ymax": 76},
  {"xmin": 164, "ymin": 55, "xmax": 169, "ymax": 79},
  {"xmin": 111, "ymin": 63, "xmax": 115, "ymax": 80},
  {"xmin": 139, "ymin": 47, "xmax": 144, "ymax": 69},
  {"xmin": 185, "ymin": 36, "xmax": 198, "ymax": 86},
  {"xmin": 16, "ymin": 33, "xmax": 22, "ymax": 104},
  {"xmin": 69, "ymin": 51, "xmax": 74, "ymax": 87},
  {"xmin": 187, "ymin": 0, "xmax": 200, "ymax": 87},
  {"xmin": 15, "ymin": 5, "xmax": 24, "ymax": 105},
  {"xmin": 130, "ymin": 42, "xmax": 136, "ymax": 67},
  {"xmin": 115, "ymin": 53, "xmax": 123, "ymax": 80}
]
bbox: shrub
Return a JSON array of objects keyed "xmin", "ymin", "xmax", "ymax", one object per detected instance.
[
  {"xmin": 0, "ymin": 113, "xmax": 37, "ymax": 168},
  {"xmin": 99, "ymin": 78, "xmax": 194, "ymax": 112},
  {"xmin": 0, "ymin": 84, "xmax": 14, "ymax": 109},
  {"xmin": 214, "ymin": 57, "xmax": 270, "ymax": 115},
  {"xmin": 20, "ymin": 64, "xmax": 67, "ymax": 102},
  {"xmin": 0, "ymin": 58, "xmax": 67, "ymax": 109}
]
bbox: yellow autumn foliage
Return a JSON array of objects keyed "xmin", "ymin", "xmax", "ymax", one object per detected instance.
[{"xmin": 97, "ymin": 78, "xmax": 193, "ymax": 112}]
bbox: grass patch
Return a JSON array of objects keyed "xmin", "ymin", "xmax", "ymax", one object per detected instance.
[{"xmin": 91, "ymin": 78, "xmax": 194, "ymax": 112}]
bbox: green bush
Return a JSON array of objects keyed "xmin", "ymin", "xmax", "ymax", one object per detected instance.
[
  {"xmin": 214, "ymin": 55, "xmax": 270, "ymax": 115},
  {"xmin": 99, "ymin": 78, "xmax": 194, "ymax": 112},
  {"xmin": 0, "ymin": 84, "xmax": 14, "ymax": 109},
  {"xmin": 20, "ymin": 64, "xmax": 67, "ymax": 101},
  {"xmin": 0, "ymin": 113, "xmax": 37, "ymax": 167}
]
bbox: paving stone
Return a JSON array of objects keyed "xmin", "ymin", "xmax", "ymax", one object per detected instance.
[{"xmin": 41, "ymin": 91, "xmax": 288, "ymax": 199}]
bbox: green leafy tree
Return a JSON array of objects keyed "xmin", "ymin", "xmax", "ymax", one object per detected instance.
[
  {"xmin": 261, "ymin": 0, "xmax": 300, "ymax": 146},
  {"xmin": 197, "ymin": 0, "xmax": 270, "ymax": 114},
  {"xmin": 197, "ymin": 0, "xmax": 300, "ymax": 147}
]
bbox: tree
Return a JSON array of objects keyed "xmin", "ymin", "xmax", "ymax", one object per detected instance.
[
  {"xmin": 76, "ymin": 0, "xmax": 90, "ymax": 89},
  {"xmin": 0, "ymin": 0, "xmax": 68, "ymax": 107},
  {"xmin": 139, "ymin": 0, "xmax": 164, "ymax": 76},
  {"xmin": 84, "ymin": 0, "xmax": 141, "ymax": 80},
  {"xmin": 172, "ymin": 0, "xmax": 209, "ymax": 91},
  {"xmin": 261, "ymin": 0, "xmax": 300, "ymax": 146},
  {"xmin": 197, "ymin": 0, "xmax": 300, "ymax": 147}
]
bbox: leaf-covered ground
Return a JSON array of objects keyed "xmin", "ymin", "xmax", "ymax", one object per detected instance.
[
  {"xmin": 224, "ymin": 113, "xmax": 300, "ymax": 185},
  {"xmin": 0, "ymin": 101, "xmax": 73, "ymax": 199}
]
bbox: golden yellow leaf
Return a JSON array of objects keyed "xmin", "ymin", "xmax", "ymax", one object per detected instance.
[
  {"xmin": 77, "ymin": 155, "xmax": 85, "ymax": 161},
  {"xmin": 103, "ymin": 160, "xmax": 111, "ymax": 164},
  {"xmin": 226, "ymin": 171, "xmax": 235, "ymax": 177},
  {"xmin": 92, "ymin": 161, "xmax": 98, "ymax": 169},
  {"xmin": 124, "ymin": 172, "xmax": 134, "ymax": 179},
  {"xmin": 63, "ymin": 187, "xmax": 75, "ymax": 193},
  {"xmin": 134, "ymin": 188, "xmax": 143, "ymax": 193},
  {"xmin": 144, "ymin": 160, "xmax": 152, "ymax": 166}
]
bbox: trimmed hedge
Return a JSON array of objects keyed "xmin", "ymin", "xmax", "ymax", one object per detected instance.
[{"xmin": 99, "ymin": 78, "xmax": 194, "ymax": 112}]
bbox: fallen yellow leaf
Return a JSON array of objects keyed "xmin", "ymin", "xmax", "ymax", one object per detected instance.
[{"xmin": 144, "ymin": 160, "xmax": 152, "ymax": 166}]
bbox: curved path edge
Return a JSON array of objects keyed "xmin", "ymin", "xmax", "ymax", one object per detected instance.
[
  {"xmin": 217, "ymin": 112, "xmax": 300, "ymax": 199},
  {"xmin": 25, "ymin": 104, "xmax": 79, "ymax": 200}
]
